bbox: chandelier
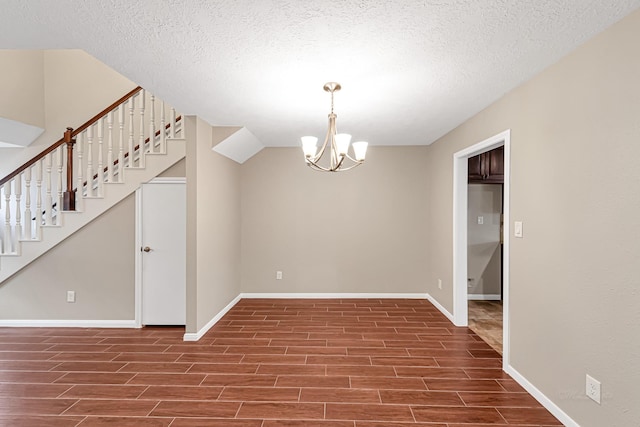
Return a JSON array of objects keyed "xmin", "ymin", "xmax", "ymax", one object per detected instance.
[{"xmin": 301, "ymin": 82, "xmax": 368, "ymax": 172}]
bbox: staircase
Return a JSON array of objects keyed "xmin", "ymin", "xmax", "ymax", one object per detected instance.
[{"xmin": 0, "ymin": 87, "xmax": 186, "ymax": 283}]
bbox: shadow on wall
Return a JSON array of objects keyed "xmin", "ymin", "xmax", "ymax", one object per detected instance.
[{"xmin": 468, "ymin": 242, "xmax": 501, "ymax": 294}]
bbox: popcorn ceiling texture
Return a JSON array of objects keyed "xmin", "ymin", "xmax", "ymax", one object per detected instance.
[{"xmin": 1, "ymin": 0, "xmax": 639, "ymax": 148}]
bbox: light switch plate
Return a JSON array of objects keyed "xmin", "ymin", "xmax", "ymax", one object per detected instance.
[
  {"xmin": 514, "ymin": 221, "xmax": 523, "ymax": 238},
  {"xmin": 477, "ymin": 216, "xmax": 484, "ymax": 225}
]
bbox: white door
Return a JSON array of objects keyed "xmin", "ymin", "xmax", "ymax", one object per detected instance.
[{"xmin": 140, "ymin": 181, "xmax": 186, "ymax": 325}]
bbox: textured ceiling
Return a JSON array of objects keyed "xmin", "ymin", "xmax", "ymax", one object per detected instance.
[{"xmin": 1, "ymin": 1, "xmax": 639, "ymax": 148}]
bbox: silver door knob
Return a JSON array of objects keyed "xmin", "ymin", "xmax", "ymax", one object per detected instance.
[{"xmin": 142, "ymin": 246, "xmax": 151, "ymax": 252}]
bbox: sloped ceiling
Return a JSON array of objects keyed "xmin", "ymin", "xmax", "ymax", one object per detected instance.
[{"xmin": 1, "ymin": 1, "xmax": 639, "ymax": 149}]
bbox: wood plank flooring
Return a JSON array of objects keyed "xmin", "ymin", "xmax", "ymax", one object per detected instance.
[
  {"xmin": 468, "ymin": 301, "xmax": 503, "ymax": 354},
  {"xmin": 0, "ymin": 299, "xmax": 562, "ymax": 426}
]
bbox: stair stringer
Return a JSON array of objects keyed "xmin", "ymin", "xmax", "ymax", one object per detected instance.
[{"xmin": 0, "ymin": 138, "xmax": 186, "ymax": 284}]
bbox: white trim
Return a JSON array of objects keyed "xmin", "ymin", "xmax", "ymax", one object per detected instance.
[
  {"xmin": 147, "ymin": 177, "xmax": 187, "ymax": 184},
  {"xmin": 0, "ymin": 319, "xmax": 137, "ymax": 328},
  {"xmin": 467, "ymin": 294, "xmax": 502, "ymax": 301},
  {"xmin": 452, "ymin": 148, "xmax": 469, "ymax": 327},
  {"xmin": 134, "ymin": 188, "xmax": 143, "ymax": 328},
  {"xmin": 505, "ymin": 365, "xmax": 579, "ymax": 427},
  {"xmin": 425, "ymin": 293, "xmax": 455, "ymax": 323},
  {"xmin": 452, "ymin": 129, "xmax": 511, "ymax": 369},
  {"xmin": 240, "ymin": 292, "xmax": 429, "ymax": 299},
  {"xmin": 183, "ymin": 294, "xmax": 242, "ymax": 341},
  {"xmin": 502, "ymin": 136, "xmax": 512, "ymax": 370}
]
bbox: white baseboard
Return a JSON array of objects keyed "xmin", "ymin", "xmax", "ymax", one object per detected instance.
[
  {"xmin": 183, "ymin": 294, "xmax": 242, "ymax": 341},
  {"xmin": 467, "ymin": 293, "xmax": 502, "ymax": 300},
  {"xmin": 425, "ymin": 293, "xmax": 455, "ymax": 323},
  {"xmin": 505, "ymin": 364, "xmax": 578, "ymax": 427},
  {"xmin": 0, "ymin": 319, "xmax": 137, "ymax": 328},
  {"xmin": 240, "ymin": 292, "xmax": 429, "ymax": 299}
]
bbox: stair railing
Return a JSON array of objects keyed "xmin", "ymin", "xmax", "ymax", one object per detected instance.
[{"xmin": 0, "ymin": 86, "xmax": 183, "ymax": 255}]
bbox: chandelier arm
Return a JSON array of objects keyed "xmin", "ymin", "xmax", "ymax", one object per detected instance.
[
  {"xmin": 306, "ymin": 154, "xmax": 362, "ymax": 172},
  {"xmin": 329, "ymin": 160, "xmax": 363, "ymax": 172},
  {"xmin": 305, "ymin": 160, "xmax": 333, "ymax": 172},
  {"xmin": 342, "ymin": 152, "xmax": 360, "ymax": 163},
  {"xmin": 310, "ymin": 113, "xmax": 336, "ymax": 164},
  {"xmin": 309, "ymin": 133, "xmax": 330, "ymax": 164}
]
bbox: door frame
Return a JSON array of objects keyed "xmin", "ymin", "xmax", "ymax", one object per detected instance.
[
  {"xmin": 134, "ymin": 177, "xmax": 187, "ymax": 328},
  {"xmin": 452, "ymin": 129, "xmax": 511, "ymax": 368}
]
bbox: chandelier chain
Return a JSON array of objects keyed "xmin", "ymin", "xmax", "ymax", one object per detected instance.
[{"xmin": 330, "ymin": 90, "xmax": 335, "ymax": 114}]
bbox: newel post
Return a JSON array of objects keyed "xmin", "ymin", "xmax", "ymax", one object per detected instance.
[{"xmin": 62, "ymin": 127, "xmax": 76, "ymax": 211}]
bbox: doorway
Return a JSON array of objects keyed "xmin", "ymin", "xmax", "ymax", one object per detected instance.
[
  {"xmin": 453, "ymin": 130, "xmax": 511, "ymax": 369},
  {"xmin": 467, "ymin": 147, "xmax": 504, "ymax": 353},
  {"xmin": 135, "ymin": 178, "xmax": 186, "ymax": 327}
]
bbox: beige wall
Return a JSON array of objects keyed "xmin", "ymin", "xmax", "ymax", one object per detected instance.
[
  {"xmin": 0, "ymin": 195, "xmax": 135, "ymax": 320},
  {"xmin": 467, "ymin": 183, "xmax": 502, "ymax": 296},
  {"xmin": 0, "ymin": 49, "xmax": 135, "ymax": 176},
  {"xmin": 425, "ymin": 10, "xmax": 640, "ymax": 426},
  {"xmin": 240, "ymin": 146, "xmax": 429, "ymax": 294},
  {"xmin": 185, "ymin": 117, "xmax": 241, "ymax": 333},
  {"xmin": 0, "ymin": 50, "xmax": 45, "ymax": 129},
  {"xmin": 160, "ymin": 157, "xmax": 186, "ymax": 177}
]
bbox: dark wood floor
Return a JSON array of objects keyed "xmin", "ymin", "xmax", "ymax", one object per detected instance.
[{"xmin": 0, "ymin": 299, "xmax": 561, "ymax": 426}]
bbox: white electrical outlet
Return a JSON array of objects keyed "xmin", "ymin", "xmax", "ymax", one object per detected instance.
[
  {"xmin": 438, "ymin": 279, "xmax": 442, "ymax": 290},
  {"xmin": 276, "ymin": 271, "xmax": 283, "ymax": 280},
  {"xmin": 66, "ymin": 291, "xmax": 76, "ymax": 303},
  {"xmin": 586, "ymin": 374, "xmax": 601, "ymax": 404}
]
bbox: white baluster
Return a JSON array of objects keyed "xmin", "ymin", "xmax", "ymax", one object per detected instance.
[
  {"xmin": 149, "ymin": 94, "xmax": 156, "ymax": 154},
  {"xmin": 76, "ymin": 132, "xmax": 84, "ymax": 210},
  {"xmin": 15, "ymin": 175, "xmax": 22, "ymax": 240},
  {"xmin": 170, "ymin": 108, "xmax": 176, "ymax": 139},
  {"xmin": 24, "ymin": 167, "xmax": 32, "ymax": 240},
  {"xmin": 128, "ymin": 96, "xmax": 135, "ymax": 168},
  {"xmin": 160, "ymin": 101, "xmax": 166, "ymax": 153},
  {"xmin": 86, "ymin": 125, "xmax": 94, "ymax": 197},
  {"xmin": 138, "ymin": 90, "xmax": 146, "ymax": 168},
  {"xmin": 35, "ymin": 159, "xmax": 43, "ymax": 238},
  {"xmin": 97, "ymin": 118, "xmax": 104, "ymax": 197},
  {"xmin": 107, "ymin": 111, "xmax": 114, "ymax": 183},
  {"xmin": 118, "ymin": 104, "xmax": 125, "ymax": 181},
  {"xmin": 45, "ymin": 152, "xmax": 53, "ymax": 226},
  {"xmin": 56, "ymin": 146, "xmax": 63, "ymax": 221},
  {"xmin": 3, "ymin": 182, "xmax": 11, "ymax": 253}
]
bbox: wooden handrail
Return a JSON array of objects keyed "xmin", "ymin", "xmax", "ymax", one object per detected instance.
[
  {"xmin": 0, "ymin": 86, "xmax": 142, "ymax": 187},
  {"xmin": 72, "ymin": 86, "xmax": 142, "ymax": 137}
]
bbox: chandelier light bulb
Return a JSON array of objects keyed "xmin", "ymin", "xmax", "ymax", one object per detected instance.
[
  {"xmin": 334, "ymin": 133, "xmax": 351, "ymax": 156},
  {"xmin": 301, "ymin": 136, "xmax": 318, "ymax": 158},
  {"xmin": 352, "ymin": 141, "xmax": 368, "ymax": 161}
]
